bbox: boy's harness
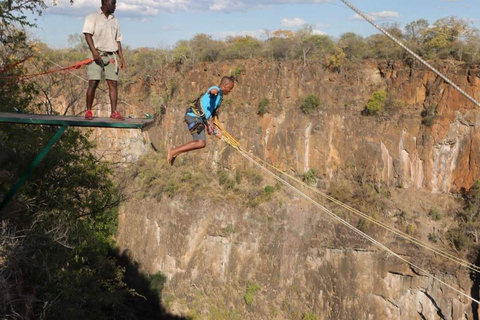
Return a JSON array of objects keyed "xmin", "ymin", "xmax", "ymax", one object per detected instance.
[
  {"xmin": 186, "ymin": 93, "xmax": 207, "ymax": 134},
  {"xmin": 186, "ymin": 91, "xmax": 222, "ymax": 135}
]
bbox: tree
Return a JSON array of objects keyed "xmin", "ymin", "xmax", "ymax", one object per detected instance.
[
  {"xmin": 421, "ymin": 16, "xmax": 477, "ymax": 60},
  {"xmin": 338, "ymin": 32, "xmax": 366, "ymax": 61},
  {"xmin": 189, "ymin": 33, "xmax": 225, "ymax": 62},
  {"xmin": 224, "ymin": 36, "xmax": 262, "ymax": 59},
  {"xmin": 364, "ymin": 24, "xmax": 404, "ymax": 60}
]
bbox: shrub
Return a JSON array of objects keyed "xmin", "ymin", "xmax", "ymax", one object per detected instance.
[
  {"xmin": 231, "ymin": 66, "xmax": 244, "ymax": 79},
  {"xmin": 219, "ymin": 171, "xmax": 235, "ymax": 190},
  {"xmin": 303, "ymin": 313, "xmax": 319, "ymax": 320},
  {"xmin": 428, "ymin": 232, "xmax": 439, "ymax": 243},
  {"xmin": 325, "ymin": 46, "xmax": 346, "ymax": 71},
  {"xmin": 422, "ymin": 104, "xmax": 437, "ymax": 126},
  {"xmin": 429, "ymin": 208, "xmax": 442, "ymax": 221},
  {"xmin": 364, "ymin": 91, "xmax": 387, "ymax": 116},
  {"xmin": 257, "ymin": 98, "xmax": 270, "ymax": 116},
  {"xmin": 244, "ymin": 282, "xmax": 261, "ymax": 306},
  {"xmin": 149, "ymin": 272, "xmax": 167, "ymax": 292},
  {"xmin": 300, "ymin": 95, "xmax": 322, "ymax": 115},
  {"xmin": 446, "ymin": 229, "xmax": 471, "ymax": 251},
  {"xmin": 264, "ymin": 185, "xmax": 275, "ymax": 194},
  {"xmin": 302, "ymin": 169, "xmax": 318, "ymax": 185}
]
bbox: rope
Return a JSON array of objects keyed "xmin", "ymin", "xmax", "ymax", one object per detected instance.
[
  {"xmin": 213, "ymin": 119, "xmax": 480, "ymax": 305},
  {"xmin": 338, "ymin": 0, "xmax": 480, "ymax": 109},
  {"xmin": 35, "ymin": 54, "xmax": 137, "ymax": 110},
  {"xmin": 0, "ymin": 58, "xmax": 93, "ymax": 81},
  {"xmin": 0, "ymin": 56, "xmax": 32, "ymax": 74},
  {"xmin": 215, "ymin": 119, "xmax": 480, "ymax": 273}
]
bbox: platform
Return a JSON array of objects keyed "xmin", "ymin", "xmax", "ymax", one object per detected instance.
[{"xmin": 0, "ymin": 112, "xmax": 154, "ymax": 130}]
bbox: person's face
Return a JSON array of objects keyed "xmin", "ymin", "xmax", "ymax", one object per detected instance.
[
  {"xmin": 221, "ymin": 82, "xmax": 234, "ymax": 95},
  {"xmin": 105, "ymin": 0, "xmax": 116, "ymax": 14}
]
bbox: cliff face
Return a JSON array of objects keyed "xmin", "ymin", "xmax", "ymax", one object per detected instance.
[
  {"xmin": 111, "ymin": 60, "xmax": 480, "ymax": 318},
  {"xmin": 117, "ymin": 192, "xmax": 473, "ymax": 319},
  {"xmin": 139, "ymin": 60, "xmax": 480, "ymax": 193}
]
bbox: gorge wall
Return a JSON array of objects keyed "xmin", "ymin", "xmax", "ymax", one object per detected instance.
[
  {"xmin": 107, "ymin": 59, "xmax": 480, "ymax": 319},
  {"xmin": 114, "ymin": 59, "xmax": 480, "ymax": 193}
]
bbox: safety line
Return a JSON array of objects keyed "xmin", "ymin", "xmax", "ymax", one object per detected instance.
[
  {"xmin": 239, "ymin": 148, "xmax": 480, "ymax": 305},
  {"xmin": 214, "ymin": 119, "xmax": 480, "ymax": 274},
  {"xmin": 338, "ymin": 0, "xmax": 480, "ymax": 109},
  {"xmin": 246, "ymin": 151, "xmax": 480, "ymax": 274},
  {"xmin": 214, "ymin": 119, "xmax": 480, "ymax": 305}
]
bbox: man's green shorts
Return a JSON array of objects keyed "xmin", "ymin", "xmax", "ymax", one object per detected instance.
[{"xmin": 86, "ymin": 53, "xmax": 119, "ymax": 81}]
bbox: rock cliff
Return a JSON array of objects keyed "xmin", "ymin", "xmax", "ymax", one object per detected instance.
[{"xmin": 111, "ymin": 59, "xmax": 480, "ymax": 319}]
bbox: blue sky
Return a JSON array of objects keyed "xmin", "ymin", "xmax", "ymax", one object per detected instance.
[{"xmin": 30, "ymin": 0, "xmax": 479, "ymax": 49}]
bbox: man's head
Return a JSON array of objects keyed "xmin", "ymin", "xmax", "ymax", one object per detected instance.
[
  {"xmin": 101, "ymin": 0, "xmax": 117, "ymax": 15},
  {"xmin": 219, "ymin": 76, "xmax": 235, "ymax": 95}
]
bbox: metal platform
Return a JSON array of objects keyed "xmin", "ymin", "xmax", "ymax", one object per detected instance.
[
  {"xmin": 0, "ymin": 112, "xmax": 154, "ymax": 130},
  {"xmin": 0, "ymin": 111, "xmax": 155, "ymax": 212}
]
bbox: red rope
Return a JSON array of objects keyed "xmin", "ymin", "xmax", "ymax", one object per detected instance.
[
  {"xmin": 0, "ymin": 57, "xmax": 32, "ymax": 74},
  {"xmin": 0, "ymin": 58, "xmax": 93, "ymax": 81}
]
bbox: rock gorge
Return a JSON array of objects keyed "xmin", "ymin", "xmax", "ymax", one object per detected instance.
[{"xmin": 85, "ymin": 60, "xmax": 480, "ymax": 319}]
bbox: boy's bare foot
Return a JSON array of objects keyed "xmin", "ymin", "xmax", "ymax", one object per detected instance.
[{"xmin": 167, "ymin": 147, "xmax": 176, "ymax": 166}]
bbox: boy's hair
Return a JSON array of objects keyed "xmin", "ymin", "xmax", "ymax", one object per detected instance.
[{"xmin": 220, "ymin": 76, "xmax": 234, "ymax": 86}]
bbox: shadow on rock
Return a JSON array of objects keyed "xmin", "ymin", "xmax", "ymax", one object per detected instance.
[
  {"xmin": 117, "ymin": 249, "xmax": 188, "ymax": 320},
  {"xmin": 470, "ymin": 250, "xmax": 480, "ymax": 320}
]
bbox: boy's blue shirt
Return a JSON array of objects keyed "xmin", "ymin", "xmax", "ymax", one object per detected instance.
[{"xmin": 186, "ymin": 86, "xmax": 223, "ymax": 119}]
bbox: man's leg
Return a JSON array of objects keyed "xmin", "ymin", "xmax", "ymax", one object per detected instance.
[
  {"xmin": 106, "ymin": 79, "xmax": 124, "ymax": 120},
  {"xmin": 86, "ymin": 80, "xmax": 100, "ymax": 120},
  {"xmin": 106, "ymin": 79, "xmax": 118, "ymax": 113},
  {"xmin": 167, "ymin": 140, "xmax": 206, "ymax": 165}
]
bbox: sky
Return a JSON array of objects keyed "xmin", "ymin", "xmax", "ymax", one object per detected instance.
[{"xmin": 29, "ymin": 0, "xmax": 480, "ymax": 49}]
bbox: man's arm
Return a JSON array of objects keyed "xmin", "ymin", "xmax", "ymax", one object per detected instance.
[
  {"xmin": 84, "ymin": 33, "xmax": 101, "ymax": 63},
  {"xmin": 117, "ymin": 41, "xmax": 126, "ymax": 70}
]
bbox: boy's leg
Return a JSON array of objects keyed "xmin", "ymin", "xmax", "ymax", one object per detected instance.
[
  {"xmin": 168, "ymin": 115, "xmax": 207, "ymax": 165},
  {"xmin": 167, "ymin": 140, "xmax": 206, "ymax": 165}
]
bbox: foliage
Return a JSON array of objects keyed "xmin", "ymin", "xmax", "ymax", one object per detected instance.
[
  {"xmin": 363, "ymin": 91, "xmax": 387, "ymax": 116},
  {"xmin": 303, "ymin": 313, "xmax": 319, "ymax": 320},
  {"xmin": 219, "ymin": 171, "xmax": 236, "ymax": 190},
  {"xmin": 302, "ymin": 169, "xmax": 318, "ymax": 186},
  {"xmin": 429, "ymin": 208, "xmax": 442, "ymax": 221},
  {"xmin": 421, "ymin": 104, "xmax": 438, "ymax": 126},
  {"xmin": 325, "ymin": 46, "xmax": 346, "ymax": 71},
  {"xmin": 257, "ymin": 98, "xmax": 270, "ymax": 116},
  {"xmin": 244, "ymin": 282, "xmax": 261, "ymax": 306},
  {"xmin": 299, "ymin": 94, "xmax": 322, "ymax": 115},
  {"xmin": 224, "ymin": 36, "xmax": 262, "ymax": 60},
  {"xmin": 231, "ymin": 66, "xmax": 244, "ymax": 80},
  {"xmin": 149, "ymin": 271, "xmax": 167, "ymax": 293},
  {"xmin": 446, "ymin": 229, "xmax": 471, "ymax": 251},
  {"xmin": 428, "ymin": 232, "xmax": 439, "ymax": 243},
  {"xmin": 338, "ymin": 32, "xmax": 366, "ymax": 61}
]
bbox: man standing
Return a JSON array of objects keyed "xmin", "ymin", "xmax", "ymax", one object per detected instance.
[{"xmin": 83, "ymin": 0, "xmax": 126, "ymax": 120}]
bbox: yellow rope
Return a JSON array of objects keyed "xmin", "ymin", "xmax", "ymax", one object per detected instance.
[{"xmin": 213, "ymin": 118, "xmax": 480, "ymax": 274}]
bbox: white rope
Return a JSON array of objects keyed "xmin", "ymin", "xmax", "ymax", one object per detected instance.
[
  {"xmin": 339, "ymin": 0, "xmax": 480, "ymax": 109},
  {"xmin": 235, "ymin": 148, "xmax": 480, "ymax": 305}
]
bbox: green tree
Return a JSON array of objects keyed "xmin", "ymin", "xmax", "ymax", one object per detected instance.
[
  {"xmin": 225, "ymin": 36, "xmax": 262, "ymax": 59},
  {"xmin": 364, "ymin": 23, "xmax": 404, "ymax": 59},
  {"xmin": 405, "ymin": 19, "xmax": 429, "ymax": 44},
  {"xmin": 190, "ymin": 33, "xmax": 225, "ymax": 62},
  {"xmin": 300, "ymin": 94, "xmax": 322, "ymax": 115},
  {"xmin": 363, "ymin": 91, "xmax": 387, "ymax": 116},
  {"xmin": 338, "ymin": 32, "xmax": 366, "ymax": 61}
]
